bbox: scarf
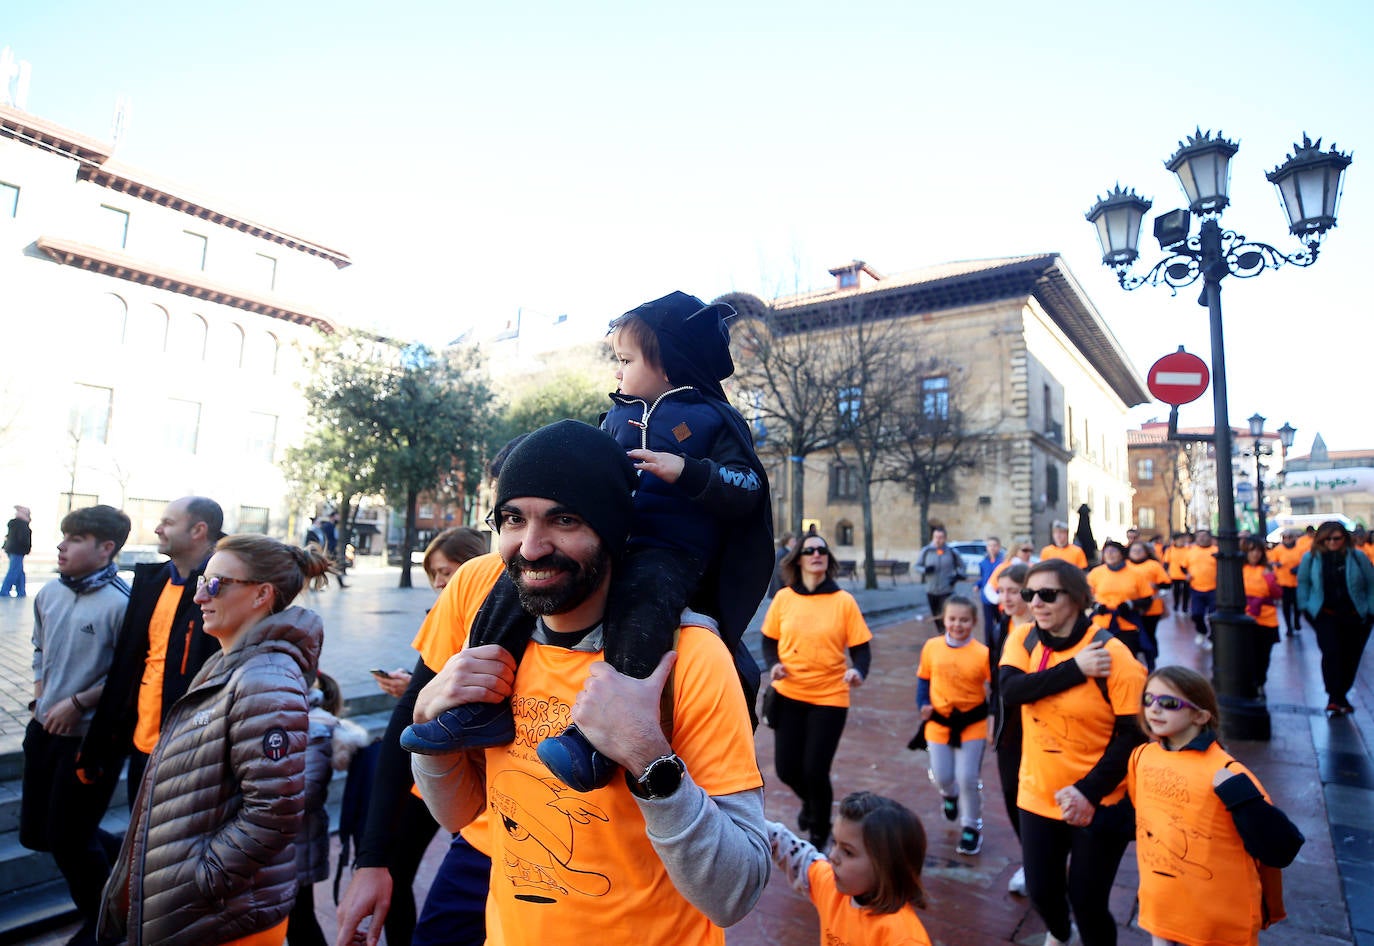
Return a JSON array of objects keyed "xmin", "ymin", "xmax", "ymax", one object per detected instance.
[{"xmin": 59, "ymin": 561, "xmax": 122, "ymax": 595}]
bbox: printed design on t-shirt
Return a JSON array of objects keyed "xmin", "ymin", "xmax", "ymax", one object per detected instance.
[
  {"xmin": 490, "ymin": 769, "xmax": 611, "ymax": 903},
  {"xmin": 1137, "ymin": 763, "xmax": 1215, "ymax": 880},
  {"xmin": 1026, "ymin": 691, "xmax": 1094, "ymax": 754},
  {"xmin": 512, "ymin": 692, "xmax": 575, "ymax": 750}
]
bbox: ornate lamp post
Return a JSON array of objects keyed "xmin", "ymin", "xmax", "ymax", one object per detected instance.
[
  {"xmin": 1086, "ymin": 130, "xmax": 1351, "ymax": 741},
  {"xmin": 1240, "ymin": 415, "xmax": 1297, "ymax": 541}
]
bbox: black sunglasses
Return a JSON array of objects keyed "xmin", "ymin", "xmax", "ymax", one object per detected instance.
[
  {"xmin": 801, "ymin": 546, "xmax": 830, "ymax": 557},
  {"xmin": 196, "ymin": 575, "xmax": 259, "ymax": 598},
  {"xmin": 1020, "ymin": 587, "xmax": 1064, "ymax": 603}
]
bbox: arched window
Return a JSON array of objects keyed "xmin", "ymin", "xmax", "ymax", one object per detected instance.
[
  {"xmin": 89, "ymin": 293, "xmax": 127, "ymax": 348},
  {"xmin": 244, "ymin": 330, "xmax": 279, "ymax": 375},
  {"xmin": 125, "ymin": 304, "xmax": 168, "ymax": 352},
  {"xmin": 836, "ymin": 520, "xmax": 855, "ymax": 546},
  {"xmin": 167, "ymin": 312, "xmax": 208, "ymax": 361},
  {"xmin": 211, "ymin": 321, "xmax": 244, "ymax": 370}
]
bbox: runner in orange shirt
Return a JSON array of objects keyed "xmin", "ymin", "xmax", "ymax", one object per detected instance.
[
  {"xmin": 1267, "ymin": 531, "xmax": 1305, "ymax": 636},
  {"xmin": 1183, "ymin": 530, "xmax": 1219, "ymax": 649},
  {"xmin": 1126, "ymin": 541, "xmax": 1171, "ymax": 670},
  {"xmin": 1163, "ymin": 532, "xmax": 1192, "ymax": 614},
  {"xmin": 1040, "ymin": 520, "xmax": 1088, "ymax": 570},
  {"xmin": 1242, "ymin": 538, "xmax": 1282, "ymax": 695},
  {"xmin": 1087, "ymin": 541, "xmax": 1156, "ymax": 665}
]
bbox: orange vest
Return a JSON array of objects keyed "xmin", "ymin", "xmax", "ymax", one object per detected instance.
[
  {"xmin": 1243, "ymin": 563, "xmax": 1279, "ymax": 628},
  {"xmin": 1185, "ymin": 545, "xmax": 1219, "ymax": 592}
]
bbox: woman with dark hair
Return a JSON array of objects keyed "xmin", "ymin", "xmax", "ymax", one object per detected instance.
[
  {"xmin": 101, "ymin": 535, "xmax": 329, "ymax": 946},
  {"xmin": 998, "ymin": 558, "xmax": 1147, "ymax": 946},
  {"xmin": 762, "ymin": 532, "xmax": 873, "ymax": 851},
  {"xmin": 1297, "ymin": 520, "xmax": 1374, "ymax": 715},
  {"xmin": 990, "ymin": 561, "xmax": 1033, "ymax": 896},
  {"xmin": 1086, "ymin": 541, "xmax": 1155, "ymax": 665},
  {"xmin": 1241, "ymin": 537, "xmax": 1282, "ymax": 696},
  {"xmin": 1125, "ymin": 540, "xmax": 1170, "ymax": 670}
]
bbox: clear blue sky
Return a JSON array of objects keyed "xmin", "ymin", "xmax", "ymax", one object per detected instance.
[{"xmin": 6, "ymin": 0, "xmax": 1372, "ymax": 452}]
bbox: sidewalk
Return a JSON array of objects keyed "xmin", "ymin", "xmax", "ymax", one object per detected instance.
[{"xmin": 7, "ymin": 569, "xmax": 1370, "ymax": 945}]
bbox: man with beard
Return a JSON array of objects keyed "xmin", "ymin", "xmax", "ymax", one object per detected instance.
[
  {"xmin": 77, "ymin": 496, "xmax": 223, "ymax": 805},
  {"xmin": 408, "ymin": 421, "xmax": 768, "ymax": 946}
]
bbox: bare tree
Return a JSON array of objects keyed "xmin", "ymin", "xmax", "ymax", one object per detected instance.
[
  {"xmin": 725, "ymin": 293, "xmax": 843, "ymax": 539},
  {"xmin": 878, "ymin": 353, "xmax": 998, "ymax": 547}
]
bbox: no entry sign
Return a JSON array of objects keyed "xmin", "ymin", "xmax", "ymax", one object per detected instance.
[{"xmin": 1148, "ymin": 349, "xmax": 1210, "ymax": 405}]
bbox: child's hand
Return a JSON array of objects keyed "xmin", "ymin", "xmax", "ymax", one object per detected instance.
[
  {"xmin": 769, "ymin": 663, "xmax": 789, "ymax": 682},
  {"xmin": 627, "ymin": 449, "xmax": 685, "ymax": 483},
  {"xmin": 919, "ymin": 704, "xmax": 933, "ymax": 722},
  {"xmin": 1054, "ymin": 785, "xmax": 1095, "ymax": 827},
  {"xmin": 844, "ymin": 668, "xmax": 864, "ymax": 688}
]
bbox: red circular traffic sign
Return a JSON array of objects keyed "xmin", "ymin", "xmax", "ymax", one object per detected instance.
[{"xmin": 1147, "ymin": 349, "xmax": 1210, "ymax": 405}]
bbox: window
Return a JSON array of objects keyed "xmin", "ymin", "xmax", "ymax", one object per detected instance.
[
  {"xmin": 238, "ymin": 506, "xmax": 270, "ymax": 535},
  {"xmin": 243, "ymin": 331, "xmax": 279, "ymax": 375},
  {"xmin": 0, "ymin": 181, "xmax": 17, "ymax": 218},
  {"xmin": 255, "ymin": 253, "xmax": 277, "ymax": 290},
  {"xmin": 70, "ymin": 384, "xmax": 113, "ymax": 443},
  {"xmin": 837, "ymin": 385, "xmax": 862, "ymax": 424},
  {"xmin": 211, "ymin": 322, "xmax": 244, "ymax": 369},
  {"xmin": 126, "ymin": 497, "xmax": 171, "ymax": 546},
  {"xmin": 181, "ymin": 230, "xmax": 208, "ymax": 271},
  {"xmin": 164, "ymin": 398, "xmax": 201, "ymax": 453},
  {"xmin": 99, "ymin": 205, "xmax": 130, "ymax": 249},
  {"xmin": 418, "ymin": 503, "xmax": 436, "ymax": 520},
  {"xmin": 829, "ymin": 462, "xmax": 860, "ymax": 502},
  {"xmin": 88, "ymin": 293, "xmax": 127, "ymax": 349},
  {"xmin": 1138, "ymin": 507, "xmax": 1157, "ymax": 530},
  {"xmin": 168, "ymin": 313, "xmax": 207, "ymax": 360},
  {"xmin": 837, "ymin": 521, "xmax": 854, "ymax": 545},
  {"xmin": 921, "ymin": 376, "xmax": 949, "ymax": 421},
  {"xmin": 1046, "ymin": 464, "xmax": 1060, "ymax": 504},
  {"xmin": 246, "ymin": 412, "xmax": 278, "ymax": 462},
  {"xmin": 1136, "ymin": 458, "xmax": 1155, "ymax": 482},
  {"xmin": 125, "ymin": 304, "xmax": 168, "ymax": 352},
  {"xmin": 837, "ymin": 271, "xmax": 858, "ymax": 288}
]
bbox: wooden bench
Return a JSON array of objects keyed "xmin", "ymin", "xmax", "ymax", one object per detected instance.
[
  {"xmin": 836, "ymin": 559, "xmax": 858, "ymax": 582},
  {"xmin": 870, "ymin": 559, "xmax": 912, "ymax": 585}
]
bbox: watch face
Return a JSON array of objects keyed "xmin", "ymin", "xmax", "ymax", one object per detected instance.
[{"xmin": 644, "ymin": 755, "xmax": 683, "ymax": 797}]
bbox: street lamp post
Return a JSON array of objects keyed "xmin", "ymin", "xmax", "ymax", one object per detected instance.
[
  {"xmin": 1241, "ymin": 414, "xmax": 1298, "ymax": 541},
  {"xmin": 1085, "ymin": 130, "xmax": 1351, "ymax": 741}
]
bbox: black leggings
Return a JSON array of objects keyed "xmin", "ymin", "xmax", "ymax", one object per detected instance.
[
  {"xmin": 995, "ymin": 740, "xmax": 1022, "ymax": 842},
  {"xmin": 1171, "ymin": 580, "xmax": 1190, "ymax": 611},
  {"xmin": 287, "ymin": 883, "xmax": 326, "ymax": 946},
  {"xmin": 1019, "ymin": 804, "xmax": 1134, "ymax": 946},
  {"xmin": 1313, "ymin": 611, "xmax": 1373, "ymax": 705},
  {"xmin": 385, "ymin": 793, "xmax": 445, "ymax": 946},
  {"xmin": 772, "ymin": 692, "xmax": 848, "ymax": 844},
  {"xmin": 1281, "ymin": 586, "xmax": 1300, "ymax": 632}
]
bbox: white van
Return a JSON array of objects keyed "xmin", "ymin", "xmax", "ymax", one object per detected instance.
[{"xmin": 1265, "ymin": 513, "xmax": 1355, "ymax": 544}]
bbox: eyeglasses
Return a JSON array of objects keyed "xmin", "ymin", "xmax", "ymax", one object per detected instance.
[
  {"xmin": 1142, "ymin": 692, "xmax": 1201, "ymax": 712},
  {"xmin": 1324, "ymin": 535, "xmax": 1346, "ymax": 543},
  {"xmin": 1018, "ymin": 547, "xmax": 1033, "ymax": 553},
  {"xmin": 196, "ymin": 575, "xmax": 259, "ymax": 598},
  {"xmin": 1020, "ymin": 587, "xmax": 1064, "ymax": 603},
  {"xmin": 801, "ymin": 546, "xmax": 830, "ymax": 557},
  {"xmin": 484, "ymin": 510, "xmax": 502, "ymax": 533}
]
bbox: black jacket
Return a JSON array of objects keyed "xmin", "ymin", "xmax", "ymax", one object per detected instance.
[
  {"xmin": 3, "ymin": 518, "xmax": 31, "ymax": 555},
  {"xmin": 78, "ymin": 559, "xmax": 219, "ymax": 778}
]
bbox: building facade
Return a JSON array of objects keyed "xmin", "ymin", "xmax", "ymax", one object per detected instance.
[
  {"xmin": 1, "ymin": 103, "xmax": 350, "ymax": 554},
  {"xmin": 1278, "ymin": 434, "xmax": 1373, "ymax": 528},
  {"xmin": 726, "ymin": 255, "xmax": 1148, "ymax": 564}
]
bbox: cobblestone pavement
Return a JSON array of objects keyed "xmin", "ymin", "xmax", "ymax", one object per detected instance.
[{"xmin": 14, "ymin": 567, "xmax": 1371, "ymax": 945}]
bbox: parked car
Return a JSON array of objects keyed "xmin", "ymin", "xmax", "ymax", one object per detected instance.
[{"xmin": 949, "ymin": 540, "xmax": 989, "ymax": 580}]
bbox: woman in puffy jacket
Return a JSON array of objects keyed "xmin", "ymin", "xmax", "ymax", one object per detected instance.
[
  {"xmin": 100, "ymin": 535, "xmax": 329, "ymax": 946},
  {"xmin": 1296, "ymin": 519, "xmax": 1374, "ymax": 716}
]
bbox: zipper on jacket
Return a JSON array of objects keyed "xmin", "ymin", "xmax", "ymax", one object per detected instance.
[
  {"xmin": 181, "ymin": 621, "xmax": 193, "ymax": 675},
  {"xmin": 639, "ymin": 386, "xmax": 694, "ymax": 451}
]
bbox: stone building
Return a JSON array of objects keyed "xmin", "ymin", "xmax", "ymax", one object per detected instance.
[
  {"xmin": 725, "ymin": 254, "xmax": 1148, "ymax": 565},
  {"xmin": 1278, "ymin": 434, "xmax": 1373, "ymax": 528},
  {"xmin": 0, "ymin": 102, "xmax": 350, "ymax": 553}
]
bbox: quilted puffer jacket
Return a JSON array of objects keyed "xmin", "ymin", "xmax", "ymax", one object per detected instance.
[{"xmin": 100, "ymin": 606, "xmax": 323, "ymax": 946}]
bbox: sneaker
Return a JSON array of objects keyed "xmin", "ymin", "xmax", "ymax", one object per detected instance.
[
  {"xmin": 1044, "ymin": 924, "xmax": 1079, "ymax": 946},
  {"xmin": 957, "ymin": 827, "xmax": 982, "ymax": 855},
  {"xmin": 400, "ymin": 700, "xmax": 516, "ymax": 754},
  {"xmin": 1007, "ymin": 865, "xmax": 1027, "ymax": 896},
  {"xmin": 536, "ymin": 723, "xmax": 618, "ymax": 792},
  {"xmin": 942, "ymin": 797, "xmax": 958, "ymax": 822}
]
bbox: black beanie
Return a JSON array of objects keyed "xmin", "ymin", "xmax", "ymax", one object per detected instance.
[
  {"xmin": 620, "ymin": 291, "xmax": 735, "ymax": 401},
  {"xmin": 494, "ymin": 420, "xmax": 637, "ymax": 555}
]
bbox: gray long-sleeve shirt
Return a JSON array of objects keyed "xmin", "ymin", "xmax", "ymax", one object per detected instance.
[{"xmin": 32, "ymin": 577, "xmax": 129, "ymax": 735}]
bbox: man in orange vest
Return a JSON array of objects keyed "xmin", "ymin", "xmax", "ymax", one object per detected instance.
[{"xmin": 1040, "ymin": 520, "xmax": 1088, "ymax": 570}]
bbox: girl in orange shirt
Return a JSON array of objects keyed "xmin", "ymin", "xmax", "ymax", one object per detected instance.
[
  {"xmin": 768, "ymin": 791, "xmax": 931, "ymax": 946},
  {"xmin": 916, "ymin": 596, "xmax": 991, "ymax": 856},
  {"xmin": 1241, "ymin": 538, "xmax": 1281, "ymax": 695},
  {"xmin": 1127, "ymin": 541, "xmax": 1171, "ymax": 671},
  {"xmin": 1128, "ymin": 666, "xmax": 1303, "ymax": 946}
]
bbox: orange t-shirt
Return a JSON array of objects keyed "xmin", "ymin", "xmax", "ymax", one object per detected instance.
[
  {"xmin": 1242, "ymin": 564, "xmax": 1279, "ymax": 629},
  {"xmin": 762, "ymin": 587, "xmax": 872, "ymax": 708},
  {"xmin": 408, "ymin": 551, "xmax": 506, "ymax": 853},
  {"xmin": 1129, "ymin": 740, "xmax": 1270, "ymax": 946},
  {"xmin": 481, "ymin": 624, "xmax": 762, "ymax": 946},
  {"xmin": 999, "ymin": 624, "xmax": 1146, "ymax": 819},
  {"xmin": 220, "ymin": 918, "xmax": 288, "ymax": 946},
  {"xmin": 1295, "ymin": 534, "xmax": 1314, "ymax": 556},
  {"xmin": 1088, "ymin": 564, "xmax": 1156, "ymax": 632},
  {"xmin": 1163, "ymin": 545, "xmax": 1190, "ymax": 581},
  {"xmin": 133, "ymin": 579, "xmax": 188, "ymax": 754},
  {"xmin": 1127, "ymin": 558, "xmax": 1171, "ymax": 617},
  {"xmin": 917, "ymin": 637, "xmax": 991, "ymax": 744},
  {"xmin": 806, "ymin": 858, "xmax": 931, "ymax": 946},
  {"xmin": 1267, "ymin": 544, "xmax": 1303, "ymax": 589},
  {"xmin": 1041, "ymin": 544, "xmax": 1088, "ymax": 569},
  {"xmin": 1184, "ymin": 545, "xmax": 1219, "ymax": 593}
]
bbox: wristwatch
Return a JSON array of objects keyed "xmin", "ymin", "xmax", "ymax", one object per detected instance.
[{"xmin": 627, "ymin": 753, "xmax": 685, "ymax": 799}]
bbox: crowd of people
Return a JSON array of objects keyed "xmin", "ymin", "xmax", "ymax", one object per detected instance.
[{"xmin": 6, "ymin": 287, "xmax": 1370, "ymax": 946}]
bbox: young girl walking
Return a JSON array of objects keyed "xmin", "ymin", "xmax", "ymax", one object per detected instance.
[
  {"xmin": 1128, "ymin": 666, "xmax": 1304, "ymax": 946},
  {"xmin": 916, "ymin": 595, "xmax": 991, "ymax": 855},
  {"xmin": 767, "ymin": 791, "xmax": 931, "ymax": 946}
]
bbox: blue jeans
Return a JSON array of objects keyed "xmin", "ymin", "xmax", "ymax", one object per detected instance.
[
  {"xmin": 1, "ymin": 554, "xmax": 25, "ymax": 597},
  {"xmin": 413, "ymin": 833, "xmax": 491, "ymax": 946}
]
